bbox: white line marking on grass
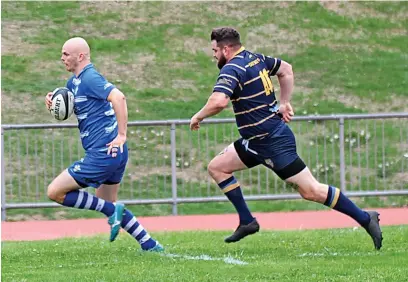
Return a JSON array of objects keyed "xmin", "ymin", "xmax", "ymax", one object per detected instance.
[
  {"xmin": 161, "ymin": 253, "xmax": 249, "ymax": 265},
  {"xmin": 297, "ymin": 250, "xmax": 401, "ymax": 258}
]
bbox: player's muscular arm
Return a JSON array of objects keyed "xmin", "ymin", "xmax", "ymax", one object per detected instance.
[
  {"xmin": 276, "ymin": 60, "xmax": 294, "ymax": 104},
  {"xmin": 275, "ymin": 60, "xmax": 294, "ymax": 123},
  {"xmin": 107, "ymin": 88, "xmax": 128, "ymax": 137},
  {"xmin": 190, "ymin": 90, "xmax": 231, "ymax": 131},
  {"xmin": 195, "ymin": 92, "xmax": 230, "ymax": 120}
]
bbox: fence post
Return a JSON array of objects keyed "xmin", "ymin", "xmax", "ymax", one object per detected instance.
[
  {"xmin": 170, "ymin": 123, "xmax": 178, "ymax": 215},
  {"xmin": 1, "ymin": 128, "xmax": 6, "ymax": 221},
  {"xmin": 339, "ymin": 117, "xmax": 346, "ymax": 192}
]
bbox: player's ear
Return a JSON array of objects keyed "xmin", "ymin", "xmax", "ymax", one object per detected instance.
[{"xmin": 222, "ymin": 45, "xmax": 228, "ymax": 56}]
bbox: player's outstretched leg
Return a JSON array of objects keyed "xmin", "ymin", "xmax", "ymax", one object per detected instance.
[
  {"xmin": 208, "ymin": 144, "xmax": 259, "ymax": 243},
  {"xmin": 120, "ymin": 208, "xmax": 164, "ymax": 252},
  {"xmin": 47, "ymin": 170, "xmax": 127, "ymax": 242},
  {"xmin": 285, "ymin": 165, "xmax": 383, "ymax": 250},
  {"xmin": 217, "ymin": 176, "xmax": 259, "ymax": 243}
]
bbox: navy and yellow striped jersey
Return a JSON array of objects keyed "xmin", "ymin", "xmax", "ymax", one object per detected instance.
[{"xmin": 213, "ymin": 47, "xmax": 282, "ymax": 140}]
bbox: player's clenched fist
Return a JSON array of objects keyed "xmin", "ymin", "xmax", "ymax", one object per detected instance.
[
  {"xmin": 278, "ymin": 102, "xmax": 294, "ymax": 123},
  {"xmin": 190, "ymin": 114, "xmax": 203, "ymax": 131}
]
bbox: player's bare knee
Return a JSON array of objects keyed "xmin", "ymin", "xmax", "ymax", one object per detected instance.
[
  {"xmin": 47, "ymin": 184, "xmax": 63, "ymax": 203},
  {"xmin": 47, "ymin": 184, "xmax": 56, "ymax": 201},
  {"xmin": 207, "ymin": 160, "xmax": 219, "ymax": 179},
  {"xmin": 208, "ymin": 158, "xmax": 230, "ymax": 178}
]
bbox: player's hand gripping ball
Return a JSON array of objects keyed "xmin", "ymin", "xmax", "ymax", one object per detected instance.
[{"xmin": 49, "ymin": 87, "xmax": 74, "ymax": 121}]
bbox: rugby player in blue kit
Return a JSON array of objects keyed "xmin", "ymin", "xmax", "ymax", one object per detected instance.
[
  {"xmin": 190, "ymin": 27, "xmax": 382, "ymax": 250},
  {"xmin": 45, "ymin": 37, "xmax": 163, "ymax": 252}
]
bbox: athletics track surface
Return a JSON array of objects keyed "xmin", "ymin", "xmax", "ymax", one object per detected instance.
[{"xmin": 2, "ymin": 208, "xmax": 407, "ymax": 241}]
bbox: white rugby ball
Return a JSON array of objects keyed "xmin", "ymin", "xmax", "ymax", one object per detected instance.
[{"xmin": 50, "ymin": 87, "xmax": 74, "ymax": 121}]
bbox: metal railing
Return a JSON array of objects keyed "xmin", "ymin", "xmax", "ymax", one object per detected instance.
[{"xmin": 2, "ymin": 112, "xmax": 408, "ymax": 220}]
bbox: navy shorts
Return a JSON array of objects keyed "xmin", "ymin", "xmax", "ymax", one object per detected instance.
[
  {"xmin": 234, "ymin": 123, "xmax": 306, "ymax": 180},
  {"xmin": 68, "ymin": 143, "xmax": 128, "ymax": 188}
]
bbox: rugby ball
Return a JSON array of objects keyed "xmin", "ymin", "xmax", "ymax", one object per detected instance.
[{"xmin": 50, "ymin": 87, "xmax": 74, "ymax": 121}]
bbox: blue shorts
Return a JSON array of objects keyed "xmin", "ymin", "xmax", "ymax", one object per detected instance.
[
  {"xmin": 234, "ymin": 123, "xmax": 305, "ymax": 180},
  {"xmin": 68, "ymin": 143, "xmax": 128, "ymax": 188}
]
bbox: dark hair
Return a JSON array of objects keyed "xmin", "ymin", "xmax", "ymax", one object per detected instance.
[{"xmin": 210, "ymin": 27, "xmax": 241, "ymax": 47}]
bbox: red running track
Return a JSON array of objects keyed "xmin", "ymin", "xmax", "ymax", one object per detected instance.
[{"xmin": 2, "ymin": 208, "xmax": 408, "ymax": 241}]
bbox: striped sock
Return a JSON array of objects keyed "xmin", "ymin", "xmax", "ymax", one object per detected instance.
[
  {"xmin": 218, "ymin": 176, "xmax": 254, "ymax": 225},
  {"xmin": 324, "ymin": 185, "xmax": 370, "ymax": 226},
  {"xmin": 62, "ymin": 190, "xmax": 115, "ymax": 217},
  {"xmin": 121, "ymin": 209, "xmax": 157, "ymax": 250}
]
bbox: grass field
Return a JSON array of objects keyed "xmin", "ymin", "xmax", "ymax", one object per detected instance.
[
  {"xmin": 2, "ymin": 2, "xmax": 407, "ymax": 123},
  {"xmin": 2, "ymin": 226, "xmax": 408, "ymax": 281},
  {"xmin": 1, "ymin": 1, "xmax": 408, "ymax": 220}
]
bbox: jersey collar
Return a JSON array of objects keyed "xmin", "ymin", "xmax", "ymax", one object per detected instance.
[
  {"xmin": 232, "ymin": 46, "xmax": 245, "ymax": 58},
  {"xmin": 76, "ymin": 63, "xmax": 94, "ymax": 78}
]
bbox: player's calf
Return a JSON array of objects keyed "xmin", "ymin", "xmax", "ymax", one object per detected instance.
[
  {"xmin": 296, "ymin": 182, "xmax": 328, "ymax": 203},
  {"xmin": 206, "ymin": 144, "xmax": 258, "ymax": 244},
  {"xmin": 286, "ymin": 165, "xmax": 382, "ymax": 249},
  {"xmin": 120, "ymin": 208, "xmax": 164, "ymax": 252}
]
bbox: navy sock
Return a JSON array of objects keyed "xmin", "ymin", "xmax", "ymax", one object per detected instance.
[
  {"xmin": 324, "ymin": 186, "xmax": 370, "ymax": 226},
  {"xmin": 218, "ymin": 176, "xmax": 254, "ymax": 225},
  {"xmin": 62, "ymin": 190, "xmax": 115, "ymax": 217},
  {"xmin": 121, "ymin": 209, "xmax": 158, "ymax": 250}
]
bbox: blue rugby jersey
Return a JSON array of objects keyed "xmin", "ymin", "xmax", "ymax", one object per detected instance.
[
  {"xmin": 213, "ymin": 47, "xmax": 283, "ymax": 140},
  {"xmin": 66, "ymin": 64, "xmax": 117, "ymax": 152}
]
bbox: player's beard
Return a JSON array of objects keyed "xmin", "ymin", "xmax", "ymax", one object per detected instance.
[{"xmin": 217, "ymin": 54, "xmax": 227, "ymax": 69}]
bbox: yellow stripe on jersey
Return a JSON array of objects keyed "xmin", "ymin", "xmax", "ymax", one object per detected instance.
[
  {"xmin": 234, "ymin": 104, "xmax": 269, "ymax": 115},
  {"xmin": 214, "ymin": 85, "xmax": 233, "ymax": 94},
  {"xmin": 238, "ymin": 113, "xmax": 276, "ymax": 130},
  {"xmin": 248, "ymin": 132, "xmax": 269, "ymax": 140},
  {"xmin": 244, "ymin": 75, "xmax": 261, "ymax": 85},
  {"xmin": 234, "ymin": 101, "xmax": 277, "ymax": 115},
  {"xmin": 231, "ymin": 90, "xmax": 265, "ymax": 102}
]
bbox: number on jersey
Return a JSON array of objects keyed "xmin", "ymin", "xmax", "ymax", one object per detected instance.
[{"xmin": 259, "ymin": 69, "xmax": 274, "ymax": 95}]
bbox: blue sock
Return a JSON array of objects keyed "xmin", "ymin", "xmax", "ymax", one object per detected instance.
[
  {"xmin": 324, "ymin": 186, "xmax": 370, "ymax": 226},
  {"xmin": 62, "ymin": 190, "xmax": 115, "ymax": 217},
  {"xmin": 218, "ymin": 176, "xmax": 254, "ymax": 225},
  {"xmin": 121, "ymin": 209, "xmax": 158, "ymax": 250}
]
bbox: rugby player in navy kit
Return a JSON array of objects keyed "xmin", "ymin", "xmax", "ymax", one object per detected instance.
[{"xmin": 190, "ymin": 28, "xmax": 382, "ymax": 250}]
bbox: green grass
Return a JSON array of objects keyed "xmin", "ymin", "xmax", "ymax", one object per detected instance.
[
  {"xmin": 1, "ymin": 1, "xmax": 408, "ymax": 219},
  {"xmin": 2, "ymin": 1, "xmax": 407, "ymax": 123},
  {"xmin": 2, "ymin": 226, "xmax": 408, "ymax": 281}
]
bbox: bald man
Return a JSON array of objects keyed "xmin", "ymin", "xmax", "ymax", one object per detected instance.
[{"xmin": 45, "ymin": 37, "xmax": 163, "ymax": 252}]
